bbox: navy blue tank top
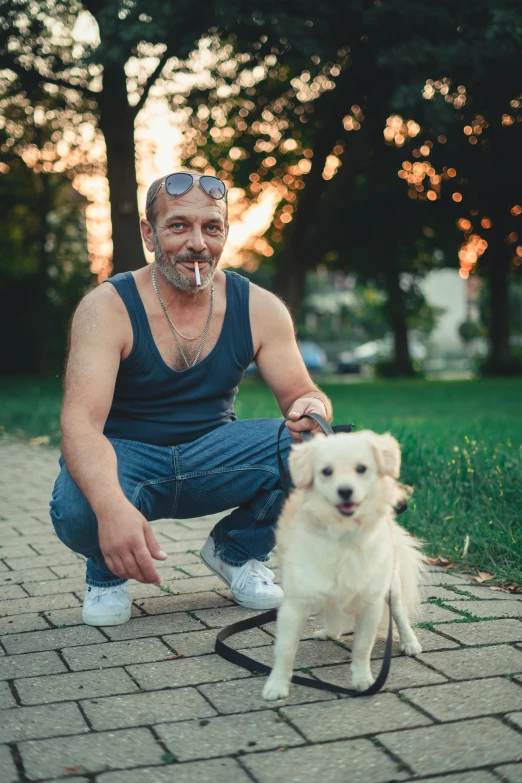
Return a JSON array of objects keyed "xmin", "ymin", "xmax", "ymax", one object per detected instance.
[{"xmin": 103, "ymin": 270, "xmax": 255, "ymax": 447}]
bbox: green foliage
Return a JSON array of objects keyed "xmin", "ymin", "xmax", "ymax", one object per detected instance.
[{"xmin": 2, "ymin": 375, "xmax": 520, "ymax": 585}]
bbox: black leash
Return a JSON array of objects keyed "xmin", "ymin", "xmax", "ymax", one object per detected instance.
[{"xmin": 215, "ymin": 412, "xmax": 399, "ymax": 697}]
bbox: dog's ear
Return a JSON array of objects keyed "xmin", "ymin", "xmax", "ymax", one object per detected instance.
[
  {"xmin": 288, "ymin": 441, "xmax": 314, "ymax": 488},
  {"xmin": 370, "ymin": 433, "xmax": 401, "ymax": 478}
]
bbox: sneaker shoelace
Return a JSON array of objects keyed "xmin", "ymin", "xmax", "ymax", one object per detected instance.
[{"xmin": 231, "ymin": 560, "xmax": 276, "ymax": 593}]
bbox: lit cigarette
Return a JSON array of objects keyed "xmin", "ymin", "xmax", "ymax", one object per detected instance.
[{"xmin": 194, "ymin": 261, "xmax": 201, "ymax": 286}]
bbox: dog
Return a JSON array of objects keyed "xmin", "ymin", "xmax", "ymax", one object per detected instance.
[{"xmin": 262, "ymin": 429, "xmax": 424, "ymax": 701}]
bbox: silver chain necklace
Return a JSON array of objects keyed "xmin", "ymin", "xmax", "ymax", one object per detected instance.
[{"xmin": 151, "ymin": 263, "xmax": 214, "ymax": 369}]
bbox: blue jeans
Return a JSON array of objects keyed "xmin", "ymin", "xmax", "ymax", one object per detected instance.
[{"xmin": 49, "ymin": 418, "xmax": 293, "ymax": 587}]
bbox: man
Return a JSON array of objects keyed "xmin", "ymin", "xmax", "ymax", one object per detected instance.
[{"xmin": 50, "ymin": 170, "xmax": 332, "ymax": 626}]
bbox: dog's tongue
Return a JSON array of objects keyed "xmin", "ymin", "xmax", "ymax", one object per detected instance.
[{"xmin": 338, "ymin": 503, "xmax": 356, "ymax": 515}]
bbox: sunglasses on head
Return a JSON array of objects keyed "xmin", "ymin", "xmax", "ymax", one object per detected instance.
[{"xmin": 153, "ymin": 172, "xmax": 227, "ymax": 205}]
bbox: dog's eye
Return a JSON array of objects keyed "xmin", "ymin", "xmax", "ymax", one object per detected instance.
[
  {"xmin": 356, "ymin": 464, "xmax": 367, "ymax": 474},
  {"xmin": 321, "ymin": 466, "xmax": 333, "ymax": 477}
]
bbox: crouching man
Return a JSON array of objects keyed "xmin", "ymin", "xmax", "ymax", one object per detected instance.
[{"xmin": 50, "ymin": 170, "xmax": 332, "ymax": 626}]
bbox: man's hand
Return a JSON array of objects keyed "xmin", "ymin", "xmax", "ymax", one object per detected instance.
[
  {"xmin": 98, "ymin": 500, "xmax": 168, "ymax": 584},
  {"xmin": 285, "ymin": 395, "xmax": 330, "ymax": 442}
]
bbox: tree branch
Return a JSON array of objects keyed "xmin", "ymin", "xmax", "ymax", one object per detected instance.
[{"xmin": 133, "ymin": 49, "xmax": 172, "ymax": 115}]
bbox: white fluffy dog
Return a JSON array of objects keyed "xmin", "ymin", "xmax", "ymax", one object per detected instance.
[{"xmin": 262, "ymin": 430, "xmax": 424, "ymax": 701}]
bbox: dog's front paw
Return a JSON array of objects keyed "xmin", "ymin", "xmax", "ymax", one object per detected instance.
[
  {"xmin": 262, "ymin": 674, "xmax": 290, "ymax": 701},
  {"xmin": 313, "ymin": 628, "xmax": 339, "ymax": 641},
  {"xmin": 351, "ymin": 673, "xmax": 375, "ymax": 692},
  {"xmin": 402, "ymin": 637, "xmax": 422, "ymax": 656}
]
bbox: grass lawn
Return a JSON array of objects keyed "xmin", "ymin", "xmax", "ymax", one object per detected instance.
[{"xmin": 1, "ymin": 375, "xmax": 521, "ymax": 586}]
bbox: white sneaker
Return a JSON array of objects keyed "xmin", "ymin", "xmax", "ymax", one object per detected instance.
[
  {"xmin": 200, "ymin": 535, "xmax": 283, "ymax": 610},
  {"xmin": 82, "ymin": 582, "xmax": 132, "ymax": 626}
]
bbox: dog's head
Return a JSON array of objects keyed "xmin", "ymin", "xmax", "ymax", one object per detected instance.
[{"xmin": 288, "ymin": 430, "xmax": 401, "ymax": 523}]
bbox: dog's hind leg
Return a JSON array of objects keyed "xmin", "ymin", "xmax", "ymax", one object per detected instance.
[
  {"xmin": 390, "ymin": 573, "xmax": 422, "ymax": 656},
  {"xmin": 350, "ymin": 604, "xmax": 382, "ymax": 691},
  {"xmin": 263, "ymin": 599, "xmax": 308, "ymax": 701}
]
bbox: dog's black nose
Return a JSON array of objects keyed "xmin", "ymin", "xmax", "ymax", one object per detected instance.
[{"xmin": 338, "ymin": 486, "xmax": 353, "ymax": 501}]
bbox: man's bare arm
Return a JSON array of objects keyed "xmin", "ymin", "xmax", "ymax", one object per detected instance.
[
  {"xmin": 61, "ymin": 285, "xmax": 166, "ymax": 583},
  {"xmin": 250, "ymin": 286, "xmax": 332, "ymax": 440}
]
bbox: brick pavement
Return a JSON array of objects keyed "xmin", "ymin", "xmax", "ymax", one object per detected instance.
[{"xmin": 0, "ymin": 440, "xmax": 521, "ymax": 783}]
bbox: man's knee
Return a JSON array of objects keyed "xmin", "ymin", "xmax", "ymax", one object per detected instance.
[{"xmin": 49, "ymin": 465, "xmax": 98, "ymax": 553}]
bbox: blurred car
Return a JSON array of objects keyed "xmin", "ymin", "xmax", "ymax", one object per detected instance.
[
  {"xmin": 337, "ymin": 338, "xmax": 427, "ymax": 374},
  {"xmin": 298, "ymin": 341, "xmax": 328, "ymax": 372},
  {"xmin": 245, "ymin": 340, "xmax": 328, "ymax": 375}
]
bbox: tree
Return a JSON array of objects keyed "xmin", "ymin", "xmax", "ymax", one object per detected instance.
[{"xmin": 1, "ymin": 0, "xmax": 323, "ymax": 275}]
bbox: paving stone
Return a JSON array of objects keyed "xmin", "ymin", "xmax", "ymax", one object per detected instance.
[
  {"xmin": 127, "ymin": 653, "xmax": 251, "ymax": 690},
  {"xmin": 287, "ymin": 690, "xmax": 431, "ymax": 742},
  {"xmin": 404, "ymin": 677, "xmax": 522, "ymax": 720},
  {"xmin": 199, "ymin": 676, "xmax": 336, "ymax": 715},
  {"xmin": 156, "ymin": 709, "xmax": 303, "ymax": 761},
  {"xmin": 506, "ymin": 711, "xmax": 522, "ymax": 730},
  {"xmin": 82, "ymin": 686, "xmax": 217, "ymax": 730},
  {"xmin": 47, "ymin": 563, "xmax": 89, "ymax": 579},
  {"xmin": 63, "ymin": 637, "xmax": 172, "ymax": 670},
  {"xmin": 421, "ymin": 586, "xmax": 464, "ymax": 601},
  {"xmin": 22, "ymin": 576, "xmax": 86, "ymax": 596},
  {"xmin": 16, "ymin": 667, "xmax": 138, "ymax": 705},
  {"xmin": 454, "ymin": 586, "xmax": 522, "ymax": 601},
  {"xmin": 163, "ymin": 627, "xmax": 272, "ymax": 657},
  {"xmin": 0, "ymin": 592, "xmax": 81, "ymax": 617},
  {"xmin": 370, "ymin": 627, "xmax": 460, "ymax": 659},
  {"xmin": 1, "ymin": 584, "xmax": 28, "ymax": 600},
  {"xmin": 313, "ymin": 655, "xmax": 448, "ymax": 691},
  {"xmin": 164, "ymin": 525, "xmax": 208, "ymax": 541},
  {"xmin": 419, "ymin": 774, "xmax": 499, "ymax": 783},
  {"xmin": 156, "ymin": 575, "xmax": 224, "ymax": 594},
  {"xmin": 0, "ymin": 567, "xmax": 58, "ymax": 584},
  {"xmin": 0, "ymin": 681, "xmax": 16, "ymax": 709},
  {"xmin": 0, "ymin": 744, "xmax": 17, "ymax": 782},
  {"xmin": 251, "ymin": 639, "xmax": 350, "ymax": 670},
  {"xmin": 418, "ymin": 603, "xmax": 462, "ymax": 622},
  {"xmin": 0, "ymin": 650, "xmax": 66, "ymax": 681},
  {"xmin": 496, "ymin": 763, "xmax": 522, "ymax": 783},
  {"xmin": 180, "ymin": 562, "xmax": 214, "ymax": 577},
  {"xmin": 421, "ymin": 645, "xmax": 522, "ymax": 680},
  {"xmin": 422, "ymin": 573, "xmax": 474, "ymax": 586},
  {"xmin": 243, "ymin": 738, "xmax": 408, "ymax": 783},
  {"xmin": 137, "ymin": 591, "xmax": 230, "ymax": 615},
  {"xmin": 0, "ymin": 612, "xmax": 51, "ymax": 635},
  {"xmin": 446, "ymin": 600, "xmax": 522, "ymax": 619},
  {"xmin": 435, "ymin": 619, "xmax": 522, "ymax": 645},
  {"xmin": 103, "ymin": 612, "xmax": 203, "ymax": 641},
  {"xmin": 379, "ymin": 717, "xmax": 521, "ymax": 774},
  {"xmin": 19, "ymin": 727, "xmax": 163, "ymax": 778},
  {"xmin": 2, "ymin": 625, "xmax": 105, "ymax": 655},
  {"xmin": 0, "ymin": 701, "xmax": 88, "ymax": 742},
  {"xmin": 0, "ymin": 543, "xmax": 39, "ymax": 558},
  {"xmin": 132, "ymin": 582, "xmax": 187, "ymax": 601},
  {"xmin": 97, "ymin": 757, "xmax": 251, "ymax": 783},
  {"xmin": 194, "ymin": 605, "xmax": 266, "ymax": 628},
  {"xmin": 3, "ymin": 551, "xmax": 82, "ymax": 570}
]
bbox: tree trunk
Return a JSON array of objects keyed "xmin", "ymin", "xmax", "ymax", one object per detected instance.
[
  {"xmin": 97, "ymin": 63, "xmax": 144, "ymax": 276},
  {"xmin": 483, "ymin": 225, "xmax": 512, "ymax": 371},
  {"xmin": 274, "ymin": 65, "xmax": 364, "ymax": 317},
  {"xmin": 383, "ymin": 256, "xmax": 413, "ymax": 376}
]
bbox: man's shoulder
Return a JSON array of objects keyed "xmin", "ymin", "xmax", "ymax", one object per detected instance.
[
  {"xmin": 72, "ymin": 280, "xmax": 128, "ymax": 335},
  {"xmin": 249, "ymin": 281, "xmax": 291, "ymax": 317}
]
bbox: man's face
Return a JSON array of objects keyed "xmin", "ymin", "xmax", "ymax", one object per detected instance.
[{"xmin": 141, "ymin": 176, "xmax": 228, "ymax": 292}]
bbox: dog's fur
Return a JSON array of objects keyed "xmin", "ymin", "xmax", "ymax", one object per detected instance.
[{"xmin": 262, "ymin": 430, "xmax": 425, "ymax": 701}]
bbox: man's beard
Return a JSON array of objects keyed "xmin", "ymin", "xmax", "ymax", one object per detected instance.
[{"xmin": 152, "ymin": 230, "xmax": 216, "ymax": 292}]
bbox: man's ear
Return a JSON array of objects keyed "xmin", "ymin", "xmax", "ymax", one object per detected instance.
[
  {"xmin": 288, "ymin": 440, "xmax": 314, "ymax": 488},
  {"xmin": 369, "ymin": 433, "xmax": 401, "ymax": 478}
]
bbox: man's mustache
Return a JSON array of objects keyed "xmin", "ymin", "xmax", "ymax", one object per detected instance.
[{"xmin": 174, "ymin": 253, "xmax": 214, "ymax": 265}]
